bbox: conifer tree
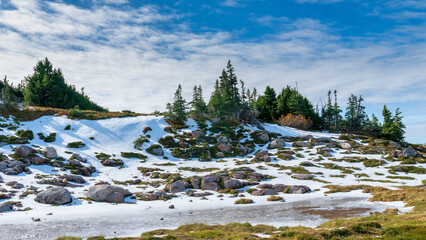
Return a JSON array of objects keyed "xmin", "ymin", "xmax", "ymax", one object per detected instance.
[
  {"xmin": 256, "ymin": 86, "xmax": 276, "ymax": 121},
  {"xmin": 190, "ymin": 85, "xmax": 207, "ymax": 118},
  {"xmin": 167, "ymin": 84, "xmax": 187, "ymax": 123}
]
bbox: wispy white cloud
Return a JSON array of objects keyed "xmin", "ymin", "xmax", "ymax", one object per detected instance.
[
  {"xmin": 221, "ymin": 0, "xmax": 241, "ymax": 7},
  {"xmin": 255, "ymin": 15, "xmax": 289, "ymax": 26},
  {"xmin": 0, "ymin": 0, "xmax": 425, "ymax": 143},
  {"xmin": 295, "ymin": 0, "xmax": 345, "ymax": 4}
]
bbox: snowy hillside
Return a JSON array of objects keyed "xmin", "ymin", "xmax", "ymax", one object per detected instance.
[{"xmin": 0, "ymin": 114, "xmax": 424, "ymax": 239}]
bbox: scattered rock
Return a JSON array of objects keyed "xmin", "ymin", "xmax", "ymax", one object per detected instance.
[
  {"xmin": 216, "ymin": 135, "xmax": 229, "ymax": 143},
  {"xmin": 190, "ymin": 177, "xmax": 201, "ymax": 189},
  {"xmin": 218, "ymin": 143, "xmax": 233, "ymax": 153},
  {"xmin": 201, "ymin": 175, "xmax": 221, "ymax": 191},
  {"xmin": 216, "ymin": 152, "xmax": 225, "ymax": 158},
  {"xmin": 401, "ymin": 147, "xmax": 415, "ymax": 157},
  {"xmin": 254, "ymin": 150, "xmax": 270, "ymax": 162},
  {"xmin": 339, "ymin": 142, "xmax": 352, "ymax": 150},
  {"xmin": 292, "ymin": 174, "xmax": 315, "ymax": 180},
  {"xmin": 292, "ymin": 141, "xmax": 311, "ymax": 148},
  {"xmin": 224, "ymin": 179, "xmax": 243, "ymax": 189},
  {"xmin": 0, "ymin": 202, "xmax": 13, "ymax": 212},
  {"xmin": 44, "ymin": 147, "xmax": 58, "ymax": 159},
  {"xmin": 35, "ymin": 187, "xmax": 72, "ymax": 205},
  {"xmin": 270, "ymin": 138, "xmax": 285, "ymax": 149},
  {"xmin": 147, "ymin": 145, "xmax": 164, "ymax": 156},
  {"xmin": 286, "ymin": 185, "xmax": 311, "ymax": 194},
  {"xmin": 167, "ymin": 180, "xmax": 191, "ymax": 193},
  {"xmin": 87, "ymin": 184, "xmax": 131, "ymax": 203},
  {"xmin": 169, "ymin": 204, "xmax": 175, "ymax": 209},
  {"xmin": 60, "ymin": 174, "xmax": 86, "ymax": 184},
  {"xmin": 191, "ymin": 130, "xmax": 205, "ymax": 139},
  {"xmin": 30, "ymin": 156, "xmax": 46, "ymax": 165},
  {"xmin": 13, "ymin": 145, "xmax": 37, "ymax": 157}
]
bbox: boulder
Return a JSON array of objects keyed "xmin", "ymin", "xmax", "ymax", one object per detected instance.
[
  {"xmin": 44, "ymin": 147, "xmax": 58, "ymax": 159},
  {"xmin": 339, "ymin": 142, "xmax": 352, "ymax": 150},
  {"xmin": 87, "ymin": 184, "xmax": 131, "ymax": 203},
  {"xmin": 216, "ymin": 135, "xmax": 229, "ymax": 143},
  {"xmin": 272, "ymin": 184, "xmax": 286, "ymax": 192},
  {"xmin": 388, "ymin": 141, "xmax": 401, "ymax": 148},
  {"xmin": 36, "ymin": 187, "xmax": 72, "ymax": 205},
  {"xmin": 106, "ymin": 192, "xmax": 124, "ymax": 203},
  {"xmin": 138, "ymin": 191, "xmax": 171, "ymax": 201},
  {"xmin": 201, "ymin": 175, "xmax": 221, "ymax": 191},
  {"xmin": 30, "ymin": 156, "xmax": 46, "ymax": 165},
  {"xmin": 270, "ymin": 138, "xmax": 285, "ymax": 149},
  {"xmin": 191, "ymin": 130, "xmax": 205, "ymax": 139},
  {"xmin": 292, "ymin": 141, "xmax": 311, "ymax": 148},
  {"xmin": 60, "ymin": 174, "xmax": 86, "ymax": 184},
  {"xmin": 218, "ymin": 143, "xmax": 233, "ymax": 153},
  {"xmin": 258, "ymin": 133, "xmax": 270, "ymax": 142},
  {"xmin": 168, "ymin": 180, "xmax": 191, "ymax": 193},
  {"xmin": 252, "ymin": 189, "xmax": 277, "ymax": 196},
  {"xmin": 147, "ymin": 145, "xmax": 164, "ymax": 156},
  {"xmin": 216, "ymin": 152, "xmax": 225, "ymax": 158},
  {"xmin": 190, "ymin": 177, "xmax": 201, "ymax": 189},
  {"xmin": 249, "ymin": 172, "xmax": 266, "ymax": 182},
  {"xmin": 402, "ymin": 147, "xmax": 415, "ymax": 157},
  {"xmin": 287, "ymin": 185, "xmax": 311, "ymax": 194},
  {"xmin": 13, "ymin": 145, "xmax": 36, "ymax": 157},
  {"xmin": 292, "ymin": 174, "xmax": 315, "ymax": 180},
  {"xmin": 254, "ymin": 150, "xmax": 270, "ymax": 162},
  {"xmin": 237, "ymin": 145, "xmax": 248, "ymax": 156},
  {"xmin": 0, "ymin": 202, "xmax": 13, "ymax": 212},
  {"xmin": 224, "ymin": 179, "xmax": 243, "ymax": 189}
]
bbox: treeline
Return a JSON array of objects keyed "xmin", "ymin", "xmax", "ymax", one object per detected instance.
[
  {"xmin": 166, "ymin": 60, "xmax": 406, "ymax": 143},
  {"xmin": 0, "ymin": 57, "xmax": 105, "ymax": 111}
]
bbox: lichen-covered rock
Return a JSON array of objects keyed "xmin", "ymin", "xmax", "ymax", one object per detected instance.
[
  {"xmin": 30, "ymin": 156, "xmax": 46, "ymax": 165},
  {"xmin": 218, "ymin": 143, "xmax": 233, "ymax": 153},
  {"xmin": 191, "ymin": 130, "xmax": 205, "ymax": 139},
  {"xmin": 190, "ymin": 177, "xmax": 201, "ymax": 189},
  {"xmin": 0, "ymin": 202, "xmax": 13, "ymax": 212},
  {"xmin": 44, "ymin": 147, "xmax": 57, "ymax": 159},
  {"xmin": 224, "ymin": 179, "xmax": 243, "ymax": 189},
  {"xmin": 286, "ymin": 185, "xmax": 311, "ymax": 194},
  {"xmin": 13, "ymin": 145, "xmax": 36, "ymax": 157},
  {"xmin": 147, "ymin": 145, "xmax": 164, "ymax": 156},
  {"xmin": 60, "ymin": 174, "xmax": 86, "ymax": 184},
  {"xmin": 340, "ymin": 142, "xmax": 352, "ymax": 150},
  {"xmin": 216, "ymin": 152, "xmax": 225, "ymax": 158},
  {"xmin": 167, "ymin": 180, "xmax": 191, "ymax": 193},
  {"xmin": 292, "ymin": 141, "xmax": 312, "ymax": 148},
  {"xmin": 201, "ymin": 175, "xmax": 221, "ymax": 191},
  {"xmin": 292, "ymin": 174, "xmax": 315, "ymax": 180},
  {"xmin": 254, "ymin": 150, "xmax": 270, "ymax": 162},
  {"xmin": 237, "ymin": 145, "xmax": 248, "ymax": 156},
  {"xmin": 401, "ymin": 147, "xmax": 415, "ymax": 157},
  {"xmin": 216, "ymin": 135, "xmax": 229, "ymax": 143},
  {"xmin": 36, "ymin": 187, "xmax": 72, "ymax": 205},
  {"xmin": 87, "ymin": 184, "xmax": 131, "ymax": 203},
  {"xmin": 270, "ymin": 138, "xmax": 285, "ymax": 149}
]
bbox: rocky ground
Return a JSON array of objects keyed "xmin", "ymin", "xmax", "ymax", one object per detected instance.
[{"xmin": 0, "ymin": 114, "xmax": 424, "ymax": 239}]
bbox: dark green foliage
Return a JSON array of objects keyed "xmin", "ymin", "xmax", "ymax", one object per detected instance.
[
  {"xmin": 380, "ymin": 105, "xmax": 405, "ymax": 143},
  {"xmin": 64, "ymin": 125, "xmax": 71, "ymax": 130},
  {"xmin": 37, "ymin": 133, "xmax": 45, "ymax": 140},
  {"xmin": 345, "ymin": 94, "xmax": 366, "ymax": 131},
  {"xmin": 0, "ymin": 76, "xmax": 20, "ymax": 109},
  {"xmin": 134, "ymin": 135, "xmax": 149, "ymax": 149},
  {"xmin": 0, "ymin": 135, "xmax": 28, "ymax": 144},
  {"xmin": 158, "ymin": 136, "xmax": 177, "ymax": 148},
  {"xmin": 16, "ymin": 130, "xmax": 34, "ymax": 140},
  {"xmin": 120, "ymin": 152, "xmax": 147, "ymax": 160},
  {"xmin": 256, "ymin": 86, "xmax": 276, "ymax": 121},
  {"xmin": 166, "ymin": 84, "xmax": 187, "ymax": 123},
  {"xmin": 67, "ymin": 141, "xmax": 85, "ymax": 148},
  {"xmin": 44, "ymin": 133, "xmax": 56, "ymax": 143},
  {"xmin": 22, "ymin": 58, "xmax": 105, "ymax": 111},
  {"xmin": 189, "ymin": 85, "xmax": 207, "ymax": 119}
]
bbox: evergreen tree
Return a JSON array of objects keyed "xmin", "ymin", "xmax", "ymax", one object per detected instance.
[
  {"xmin": 23, "ymin": 57, "xmax": 104, "ymax": 111},
  {"xmin": 380, "ymin": 105, "xmax": 405, "ymax": 143},
  {"xmin": 256, "ymin": 86, "xmax": 276, "ymax": 121},
  {"xmin": 167, "ymin": 84, "xmax": 187, "ymax": 123},
  {"xmin": 345, "ymin": 94, "xmax": 366, "ymax": 131},
  {"xmin": 190, "ymin": 85, "xmax": 207, "ymax": 118},
  {"xmin": 0, "ymin": 77, "xmax": 19, "ymax": 109},
  {"xmin": 275, "ymin": 86, "xmax": 293, "ymax": 117}
]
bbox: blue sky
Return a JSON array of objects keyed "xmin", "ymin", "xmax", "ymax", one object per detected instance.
[{"xmin": 0, "ymin": 0, "xmax": 425, "ymax": 143}]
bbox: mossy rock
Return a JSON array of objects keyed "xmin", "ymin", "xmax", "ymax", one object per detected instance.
[
  {"xmin": 67, "ymin": 141, "xmax": 85, "ymax": 148},
  {"xmin": 44, "ymin": 133, "xmax": 56, "ymax": 143},
  {"xmin": 158, "ymin": 136, "xmax": 177, "ymax": 148},
  {"xmin": 121, "ymin": 152, "xmax": 147, "ymax": 160},
  {"xmin": 16, "ymin": 130, "xmax": 34, "ymax": 140}
]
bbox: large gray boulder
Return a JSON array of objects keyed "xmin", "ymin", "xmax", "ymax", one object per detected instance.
[
  {"xmin": 254, "ymin": 150, "xmax": 270, "ymax": 162},
  {"xmin": 270, "ymin": 138, "xmax": 285, "ymax": 149},
  {"xmin": 13, "ymin": 145, "xmax": 36, "ymax": 157},
  {"xmin": 258, "ymin": 133, "xmax": 270, "ymax": 142},
  {"xmin": 402, "ymin": 147, "xmax": 415, "ymax": 157},
  {"xmin": 87, "ymin": 184, "xmax": 131, "ymax": 203},
  {"xmin": 44, "ymin": 147, "xmax": 58, "ymax": 159},
  {"xmin": 0, "ymin": 202, "xmax": 13, "ymax": 212},
  {"xmin": 287, "ymin": 185, "xmax": 311, "ymax": 194},
  {"xmin": 167, "ymin": 180, "xmax": 191, "ymax": 193},
  {"xmin": 60, "ymin": 174, "xmax": 86, "ymax": 184},
  {"xmin": 218, "ymin": 143, "xmax": 233, "ymax": 153},
  {"xmin": 224, "ymin": 179, "xmax": 243, "ymax": 189},
  {"xmin": 292, "ymin": 141, "xmax": 311, "ymax": 148},
  {"xmin": 216, "ymin": 135, "xmax": 229, "ymax": 143},
  {"xmin": 292, "ymin": 174, "xmax": 315, "ymax": 180},
  {"xmin": 339, "ymin": 142, "xmax": 352, "ymax": 150},
  {"xmin": 201, "ymin": 175, "xmax": 221, "ymax": 191},
  {"xmin": 191, "ymin": 130, "xmax": 205, "ymax": 139},
  {"xmin": 36, "ymin": 187, "xmax": 72, "ymax": 205}
]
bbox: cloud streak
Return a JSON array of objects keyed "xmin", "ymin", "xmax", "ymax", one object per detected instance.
[{"xmin": 0, "ymin": 0, "xmax": 425, "ymax": 142}]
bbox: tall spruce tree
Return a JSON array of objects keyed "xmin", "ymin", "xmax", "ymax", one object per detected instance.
[
  {"xmin": 190, "ymin": 85, "xmax": 207, "ymax": 118},
  {"xmin": 380, "ymin": 105, "xmax": 405, "ymax": 143},
  {"xmin": 256, "ymin": 86, "xmax": 276, "ymax": 121},
  {"xmin": 167, "ymin": 84, "xmax": 187, "ymax": 123}
]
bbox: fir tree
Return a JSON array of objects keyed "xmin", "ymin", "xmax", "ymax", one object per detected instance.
[
  {"xmin": 380, "ymin": 105, "xmax": 405, "ymax": 143},
  {"xmin": 190, "ymin": 85, "xmax": 207, "ymax": 118},
  {"xmin": 167, "ymin": 84, "xmax": 187, "ymax": 123},
  {"xmin": 256, "ymin": 86, "xmax": 276, "ymax": 121}
]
